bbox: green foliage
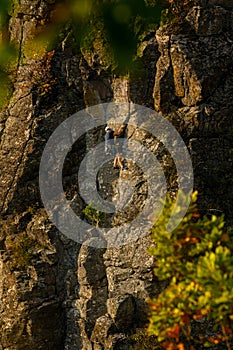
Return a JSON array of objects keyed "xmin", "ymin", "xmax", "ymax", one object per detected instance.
[
  {"xmin": 54, "ymin": 0, "xmax": 163, "ymax": 74},
  {"xmin": 0, "ymin": 0, "xmax": 165, "ymax": 110},
  {"xmin": 6, "ymin": 232, "xmax": 35, "ymax": 269},
  {"xmin": 148, "ymin": 192, "xmax": 233, "ymax": 350},
  {"xmin": 0, "ymin": 0, "xmax": 10, "ymax": 29},
  {"xmin": 0, "ymin": 70, "xmax": 13, "ymax": 110},
  {"xmin": 0, "ymin": 0, "xmax": 194, "ymax": 110},
  {"xmin": 0, "ymin": 0, "xmax": 17, "ymax": 110},
  {"xmin": 99, "ymin": 0, "xmax": 162, "ymax": 73},
  {"xmin": 36, "ymin": 0, "xmax": 164, "ymax": 74},
  {"xmin": 83, "ymin": 201, "xmax": 107, "ymax": 228},
  {"xmin": 80, "ymin": 16, "xmax": 114, "ymax": 70}
]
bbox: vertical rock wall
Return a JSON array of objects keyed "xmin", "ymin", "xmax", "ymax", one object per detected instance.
[
  {"xmin": 0, "ymin": 0, "xmax": 233, "ymax": 349},
  {"xmin": 153, "ymin": 0, "xmax": 233, "ymax": 221},
  {"xmin": 0, "ymin": 1, "xmax": 84, "ymax": 348}
]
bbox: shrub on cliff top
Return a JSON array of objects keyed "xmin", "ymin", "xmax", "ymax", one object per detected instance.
[{"xmin": 148, "ymin": 192, "xmax": 233, "ymax": 350}]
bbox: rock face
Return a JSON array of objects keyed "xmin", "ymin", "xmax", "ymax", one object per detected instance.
[
  {"xmin": 0, "ymin": 0, "xmax": 233, "ymax": 349},
  {"xmin": 154, "ymin": 1, "xmax": 233, "ymax": 221}
]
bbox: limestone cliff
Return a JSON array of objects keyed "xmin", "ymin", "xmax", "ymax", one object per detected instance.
[{"xmin": 0, "ymin": 0, "xmax": 233, "ymax": 349}]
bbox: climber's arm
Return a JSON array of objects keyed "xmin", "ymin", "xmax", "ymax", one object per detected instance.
[{"xmin": 113, "ymin": 124, "xmax": 126, "ymax": 136}]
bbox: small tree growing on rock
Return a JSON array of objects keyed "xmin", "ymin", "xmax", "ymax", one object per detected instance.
[{"xmin": 83, "ymin": 201, "xmax": 107, "ymax": 228}]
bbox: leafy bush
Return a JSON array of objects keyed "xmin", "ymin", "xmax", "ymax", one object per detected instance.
[{"xmin": 148, "ymin": 192, "xmax": 233, "ymax": 350}]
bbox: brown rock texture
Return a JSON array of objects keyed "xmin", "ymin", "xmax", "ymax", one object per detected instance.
[
  {"xmin": 154, "ymin": 1, "xmax": 233, "ymax": 220},
  {"xmin": 0, "ymin": 0, "xmax": 233, "ymax": 349}
]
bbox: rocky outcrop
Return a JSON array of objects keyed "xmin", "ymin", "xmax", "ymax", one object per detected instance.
[
  {"xmin": 0, "ymin": 1, "xmax": 159, "ymax": 348},
  {"xmin": 154, "ymin": 1, "xmax": 233, "ymax": 222},
  {"xmin": 0, "ymin": 0, "xmax": 233, "ymax": 349}
]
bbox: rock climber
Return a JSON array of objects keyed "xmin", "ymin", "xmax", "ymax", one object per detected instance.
[{"xmin": 105, "ymin": 124, "xmax": 127, "ymax": 170}]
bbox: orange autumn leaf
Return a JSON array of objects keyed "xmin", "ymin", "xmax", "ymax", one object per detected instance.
[
  {"xmin": 192, "ymin": 213, "xmax": 200, "ymax": 218},
  {"xmin": 207, "ymin": 336, "xmax": 220, "ymax": 344},
  {"xmin": 166, "ymin": 324, "xmax": 180, "ymax": 341},
  {"xmin": 162, "ymin": 342, "xmax": 177, "ymax": 350},
  {"xmin": 177, "ymin": 343, "xmax": 185, "ymax": 350}
]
